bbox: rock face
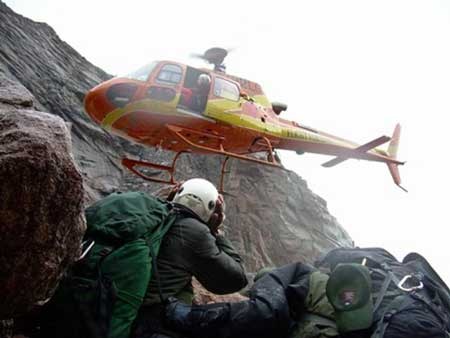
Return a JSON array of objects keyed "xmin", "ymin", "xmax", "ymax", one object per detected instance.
[
  {"xmin": 222, "ymin": 161, "xmax": 352, "ymax": 271},
  {"xmin": 0, "ymin": 1, "xmax": 123, "ymax": 201},
  {"xmin": 0, "ymin": 103, "xmax": 85, "ymax": 317},
  {"xmin": 0, "ymin": 0, "xmax": 352, "ymax": 282}
]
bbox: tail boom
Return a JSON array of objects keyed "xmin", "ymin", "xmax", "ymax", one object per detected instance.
[
  {"xmin": 322, "ymin": 135, "xmax": 391, "ymax": 167},
  {"xmin": 319, "ymin": 123, "xmax": 406, "ymax": 191}
]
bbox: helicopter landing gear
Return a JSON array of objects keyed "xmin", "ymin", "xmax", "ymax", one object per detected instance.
[
  {"xmin": 122, "ymin": 126, "xmax": 288, "ymax": 192},
  {"xmin": 249, "ymin": 136, "xmax": 282, "ymax": 166},
  {"xmin": 269, "ymin": 150, "xmax": 281, "ymax": 165},
  {"xmin": 219, "ymin": 156, "xmax": 231, "ymax": 194},
  {"xmin": 122, "ymin": 150, "xmax": 190, "ymax": 185}
]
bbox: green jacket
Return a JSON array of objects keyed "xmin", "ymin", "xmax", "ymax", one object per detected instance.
[
  {"xmin": 144, "ymin": 216, "xmax": 247, "ymax": 305},
  {"xmin": 255, "ymin": 267, "xmax": 338, "ymax": 338},
  {"xmin": 289, "ymin": 271, "xmax": 339, "ymax": 338}
]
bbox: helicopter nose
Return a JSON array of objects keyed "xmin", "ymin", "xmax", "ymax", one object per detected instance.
[
  {"xmin": 84, "ymin": 79, "xmax": 139, "ymax": 124},
  {"xmin": 84, "ymin": 83, "xmax": 112, "ymax": 124}
]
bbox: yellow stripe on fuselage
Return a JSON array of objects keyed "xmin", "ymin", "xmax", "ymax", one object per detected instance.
[
  {"xmin": 101, "ymin": 96, "xmax": 388, "ymax": 156},
  {"xmin": 101, "ymin": 95, "xmax": 182, "ymax": 129},
  {"xmin": 205, "ymin": 98, "xmax": 388, "ymax": 155},
  {"xmin": 206, "ymin": 98, "xmax": 331, "ymax": 144}
]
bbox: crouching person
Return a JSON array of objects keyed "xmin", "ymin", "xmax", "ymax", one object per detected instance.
[
  {"xmin": 18, "ymin": 178, "xmax": 246, "ymax": 338},
  {"xmin": 132, "ymin": 178, "xmax": 248, "ymax": 338},
  {"xmin": 164, "ymin": 247, "xmax": 450, "ymax": 338}
]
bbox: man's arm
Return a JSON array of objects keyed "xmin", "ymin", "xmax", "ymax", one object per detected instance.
[
  {"xmin": 215, "ymin": 233, "xmax": 243, "ymax": 263},
  {"xmin": 181, "ymin": 218, "xmax": 248, "ymax": 294},
  {"xmin": 165, "ymin": 263, "xmax": 303, "ymax": 338}
]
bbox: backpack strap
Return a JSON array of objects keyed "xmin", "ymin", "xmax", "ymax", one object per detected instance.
[
  {"xmin": 371, "ymin": 263, "xmax": 448, "ymax": 338},
  {"xmin": 147, "ymin": 207, "xmax": 179, "ymax": 304},
  {"xmin": 372, "ymin": 270, "xmax": 393, "ymax": 313},
  {"xmin": 370, "ymin": 263, "xmax": 417, "ymax": 338},
  {"xmin": 371, "ymin": 293, "xmax": 414, "ymax": 338},
  {"xmin": 371, "ymin": 264, "xmax": 403, "ymax": 313},
  {"xmin": 67, "ymin": 244, "xmax": 117, "ymax": 338},
  {"xmin": 92, "ymin": 245, "xmax": 117, "ymax": 337},
  {"xmin": 149, "ymin": 245, "xmax": 165, "ymax": 303}
]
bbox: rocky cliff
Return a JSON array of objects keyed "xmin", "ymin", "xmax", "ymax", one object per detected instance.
[{"xmin": 0, "ymin": 1, "xmax": 353, "ymax": 275}]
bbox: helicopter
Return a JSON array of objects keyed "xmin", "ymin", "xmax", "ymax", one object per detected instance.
[{"xmin": 84, "ymin": 47, "xmax": 406, "ymax": 192}]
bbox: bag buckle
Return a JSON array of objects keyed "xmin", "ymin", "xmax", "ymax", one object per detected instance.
[{"xmin": 397, "ymin": 275, "xmax": 423, "ymax": 292}]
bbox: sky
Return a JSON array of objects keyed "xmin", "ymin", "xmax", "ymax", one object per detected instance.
[{"xmin": 4, "ymin": 0, "xmax": 450, "ymax": 282}]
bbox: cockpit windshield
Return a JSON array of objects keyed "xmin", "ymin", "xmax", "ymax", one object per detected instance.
[{"xmin": 124, "ymin": 61, "xmax": 158, "ymax": 82}]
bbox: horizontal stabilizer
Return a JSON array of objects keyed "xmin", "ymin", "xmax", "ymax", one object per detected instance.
[
  {"xmin": 322, "ymin": 135, "xmax": 391, "ymax": 168},
  {"xmin": 321, "ymin": 156, "xmax": 347, "ymax": 168},
  {"xmin": 387, "ymin": 124, "xmax": 401, "ymax": 158}
]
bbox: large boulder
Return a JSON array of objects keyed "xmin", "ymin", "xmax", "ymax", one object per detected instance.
[{"xmin": 0, "ymin": 109, "xmax": 85, "ymax": 318}]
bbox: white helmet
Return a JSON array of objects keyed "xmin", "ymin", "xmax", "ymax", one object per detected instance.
[
  {"xmin": 197, "ymin": 74, "xmax": 211, "ymax": 89},
  {"xmin": 173, "ymin": 178, "xmax": 219, "ymax": 223}
]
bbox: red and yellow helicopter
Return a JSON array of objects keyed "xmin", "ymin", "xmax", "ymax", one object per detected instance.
[{"xmin": 84, "ymin": 48, "xmax": 406, "ymax": 191}]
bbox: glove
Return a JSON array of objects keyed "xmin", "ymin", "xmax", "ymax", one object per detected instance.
[
  {"xmin": 164, "ymin": 297, "xmax": 192, "ymax": 330},
  {"xmin": 208, "ymin": 194, "xmax": 226, "ymax": 236},
  {"xmin": 164, "ymin": 297, "xmax": 231, "ymax": 337}
]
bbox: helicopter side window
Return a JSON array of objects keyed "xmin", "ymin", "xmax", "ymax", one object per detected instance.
[
  {"xmin": 156, "ymin": 64, "xmax": 182, "ymax": 85},
  {"xmin": 214, "ymin": 78, "xmax": 239, "ymax": 102}
]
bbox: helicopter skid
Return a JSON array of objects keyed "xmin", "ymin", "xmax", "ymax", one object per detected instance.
[
  {"xmin": 121, "ymin": 125, "xmax": 288, "ymax": 191},
  {"xmin": 122, "ymin": 150, "xmax": 190, "ymax": 185}
]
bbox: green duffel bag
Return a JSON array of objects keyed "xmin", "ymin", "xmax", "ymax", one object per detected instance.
[{"xmin": 37, "ymin": 191, "xmax": 177, "ymax": 338}]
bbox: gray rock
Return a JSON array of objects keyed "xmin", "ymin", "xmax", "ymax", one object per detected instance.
[
  {"xmin": 0, "ymin": 69, "xmax": 35, "ymax": 109},
  {"xmin": 0, "ymin": 109, "xmax": 85, "ymax": 318},
  {"xmin": 223, "ymin": 161, "xmax": 353, "ymax": 270}
]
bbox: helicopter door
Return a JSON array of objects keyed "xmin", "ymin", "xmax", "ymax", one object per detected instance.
[
  {"xmin": 177, "ymin": 67, "xmax": 211, "ymax": 114},
  {"xmin": 146, "ymin": 63, "xmax": 183, "ymax": 108},
  {"xmin": 204, "ymin": 77, "xmax": 241, "ymax": 121}
]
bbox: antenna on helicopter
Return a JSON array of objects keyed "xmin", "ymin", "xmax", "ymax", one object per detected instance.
[{"xmin": 190, "ymin": 47, "xmax": 231, "ymax": 73}]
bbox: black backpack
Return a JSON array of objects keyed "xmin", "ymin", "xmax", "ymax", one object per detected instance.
[{"xmin": 316, "ymin": 247, "xmax": 450, "ymax": 338}]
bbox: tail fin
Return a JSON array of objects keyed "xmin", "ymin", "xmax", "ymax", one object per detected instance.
[
  {"xmin": 388, "ymin": 123, "xmax": 401, "ymax": 159},
  {"xmin": 387, "ymin": 124, "xmax": 407, "ymax": 192}
]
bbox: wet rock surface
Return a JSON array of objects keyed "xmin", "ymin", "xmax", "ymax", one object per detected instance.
[
  {"xmin": 0, "ymin": 71, "xmax": 35, "ymax": 109},
  {"xmin": 0, "ymin": 108, "xmax": 85, "ymax": 318}
]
